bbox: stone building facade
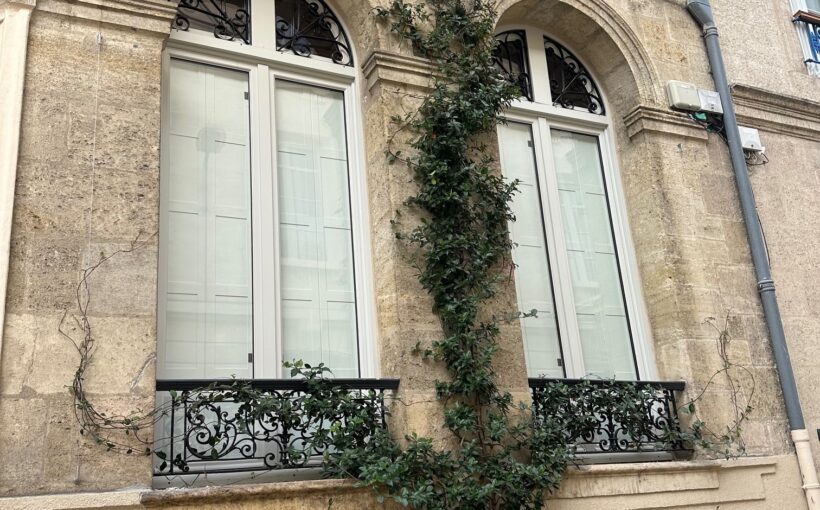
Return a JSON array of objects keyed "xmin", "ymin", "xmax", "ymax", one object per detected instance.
[{"xmin": 1, "ymin": 0, "xmax": 819, "ymax": 508}]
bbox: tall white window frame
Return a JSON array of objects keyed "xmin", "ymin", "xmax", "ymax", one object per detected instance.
[
  {"xmin": 496, "ymin": 26, "xmax": 656, "ymax": 381},
  {"xmin": 791, "ymin": 0, "xmax": 820, "ymax": 76},
  {"xmin": 157, "ymin": 3, "xmax": 378, "ymax": 381}
]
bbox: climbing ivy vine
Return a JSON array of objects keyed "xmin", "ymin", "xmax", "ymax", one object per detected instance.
[{"xmin": 340, "ymin": 1, "xmax": 568, "ymax": 508}]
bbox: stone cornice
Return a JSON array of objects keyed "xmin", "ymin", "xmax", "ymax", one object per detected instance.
[
  {"xmin": 140, "ymin": 479, "xmax": 364, "ymax": 507},
  {"xmin": 35, "ymin": 0, "xmax": 176, "ymax": 34},
  {"xmin": 624, "ymin": 85, "xmax": 820, "ymax": 143},
  {"xmin": 362, "ymin": 49, "xmax": 435, "ymax": 93},
  {"xmin": 731, "ymin": 83, "xmax": 820, "ymax": 141},
  {"xmin": 623, "ymin": 105, "xmax": 709, "ymax": 141}
]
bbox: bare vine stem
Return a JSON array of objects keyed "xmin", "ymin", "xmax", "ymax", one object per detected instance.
[
  {"xmin": 674, "ymin": 313, "xmax": 755, "ymax": 457},
  {"xmin": 60, "ymin": 231, "xmax": 166, "ymax": 455}
]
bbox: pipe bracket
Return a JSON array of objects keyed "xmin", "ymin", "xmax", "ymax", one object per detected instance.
[{"xmin": 757, "ymin": 278, "xmax": 776, "ymax": 293}]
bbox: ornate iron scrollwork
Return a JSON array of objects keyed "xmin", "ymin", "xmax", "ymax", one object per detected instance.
[
  {"xmin": 275, "ymin": 0, "xmax": 354, "ymax": 66},
  {"xmin": 544, "ymin": 36, "xmax": 605, "ymax": 115},
  {"xmin": 529, "ymin": 378, "xmax": 689, "ymax": 456},
  {"xmin": 493, "ymin": 30, "xmax": 533, "ymax": 101},
  {"xmin": 153, "ymin": 378, "xmax": 397, "ymax": 476},
  {"xmin": 174, "ymin": 0, "xmax": 251, "ymax": 44}
]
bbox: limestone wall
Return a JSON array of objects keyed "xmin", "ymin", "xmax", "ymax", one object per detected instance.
[
  {"xmin": 0, "ymin": 0, "xmax": 174, "ymax": 496},
  {"xmin": 1, "ymin": 0, "xmax": 819, "ymax": 505}
]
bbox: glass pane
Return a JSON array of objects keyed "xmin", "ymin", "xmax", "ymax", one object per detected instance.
[
  {"xmin": 551, "ymin": 129, "xmax": 637, "ymax": 380},
  {"xmin": 159, "ymin": 59, "xmax": 253, "ymax": 380},
  {"xmin": 809, "ymin": 0, "xmax": 820, "ymax": 13},
  {"xmin": 276, "ymin": 80, "xmax": 359, "ymax": 377},
  {"xmin": 498, "ymin": 122, "xmax": 564, "ymax": 378}
]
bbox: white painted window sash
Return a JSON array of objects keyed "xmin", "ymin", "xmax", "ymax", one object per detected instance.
[
  {"xmin": 159, "ymin": 25, "xmax": 377, "ymax": 379},
  {"xmin": 498, "ymin": 25, "xmax": 657, "ymax": 381},
  {"xmin": 501, "ymin": 111, "xmax": 655, "ymax": 381}
]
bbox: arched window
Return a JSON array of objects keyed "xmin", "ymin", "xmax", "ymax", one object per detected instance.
[
  {"xmin": 157, "ymin": 0, "xmax": 374, "ymax": 385},
  {"xmin": 494, "ymin": 27, "xmax": 653, "ymax": 381}
]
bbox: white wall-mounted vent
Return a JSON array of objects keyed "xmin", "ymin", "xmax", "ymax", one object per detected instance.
[
  {"xmin": 667, "ymin": 80, "xmax": 701, "ymax": 111},
  {"xmin": 738, "ymin": 126, "xmax": 765, "ymax": 152},
  {"xmin": 698, "ymin": 89, "xmax": 723, "ymax": 114}
]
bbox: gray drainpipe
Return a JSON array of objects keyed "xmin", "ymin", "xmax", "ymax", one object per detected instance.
[{"xmin": 686, "ymin": 1, "xmax": 819, "ymax": 507}]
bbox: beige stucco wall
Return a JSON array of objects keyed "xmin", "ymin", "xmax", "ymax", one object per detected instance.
[{"xmin": 0, "ymin": 0, "xmax": 819, "ymax": 507}]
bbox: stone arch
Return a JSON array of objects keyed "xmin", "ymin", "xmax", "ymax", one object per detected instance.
[
  {"xmin": 320, "ymin": 0, "xmax": 369, "ymax": 62},
  {"xmin": 322, "ymin": 0, "xmax": 396, "ymax": 64},
  {"xmin": 496, "ymin": 0, "xmax": 663, "ymax": 116}
]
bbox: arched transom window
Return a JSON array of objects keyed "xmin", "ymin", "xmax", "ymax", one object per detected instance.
[
  {"xmin": 173, "ymin": 0, "xmax": 353, "ymax": 66},
  {"xmin": 157, "ymin": 0, "xmax": 374, "ymax": 385},
  {"xmin": 494, "ymin": 27, "xmax": 653, "ymax": 381}
]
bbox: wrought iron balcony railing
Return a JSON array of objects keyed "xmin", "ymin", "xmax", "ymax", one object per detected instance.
[
  {"xmin": 529, "ymin": 378, "xmax": 689, "ymax": 459},
  {"xmin": 153, "ymin": 378, "xmax": 399, "ymax": 477},
  {"xmin": 154, "ymin": 376, "xmax": 685, "ymax": 477}
]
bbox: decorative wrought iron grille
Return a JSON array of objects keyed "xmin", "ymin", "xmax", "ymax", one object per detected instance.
[
  {"xmin": 794, "ymin": 11, "xmax": 820, "ymax": 64},
  {"xmin": 543, "ymin": 36, "xmax": 605, "ymax": 115},
  {"xmin": 174, "ymin": 0, "xmax": 251, "ymax": 44},
  {"xmin": 275, "ymin": 0, "xmax": 354, "ymax": 66},
  {"xmin": 153, "ymin": 378, "xmax": 398, "ymax": 476},
  {"xmin": 493, "ymin": 30, "xmax": 533, "ymax": 101},
  {"xmin": 529, "ymin": 378, "xmax": 689, "ymax": 457}
]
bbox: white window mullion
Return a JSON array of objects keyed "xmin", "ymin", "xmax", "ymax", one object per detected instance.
[
  {"xmin": 534, "ymin": 118, "xmax": 585, "ymax": 378},
  {"xmin": 525, "ymin": 29, "xmax": 551, "ymax": 105},
  {"xmin": 196, "ymin": 66, "xmax": 210, "ymax": 377},
  {"xmin": 269, "ymin": 75, "xmax": 286, "ymax": 377},
  {"xmin": 251, "ymin": 0, "xmax": 277, "ymax": 50},
  {"xmin": 204, "ymin": 69, "xmax": 218, "ymax": 377},
  {"xmin": 253, "ymin": 64, "xmax": 278, "ymax": 378}
]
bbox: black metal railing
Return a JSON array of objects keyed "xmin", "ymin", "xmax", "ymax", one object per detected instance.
[
  {"xmin": 153, "ymin": 378, "xmax": 399, "ymax": 476},
  {"xmin": 529, "ymin": 378, "xmax": 689, "ymax": 458}
]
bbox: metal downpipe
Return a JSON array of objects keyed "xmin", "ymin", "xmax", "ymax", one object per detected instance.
[{"xmin": 686, "ymin": 1, "xmax": 820, "ymax": 508}]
